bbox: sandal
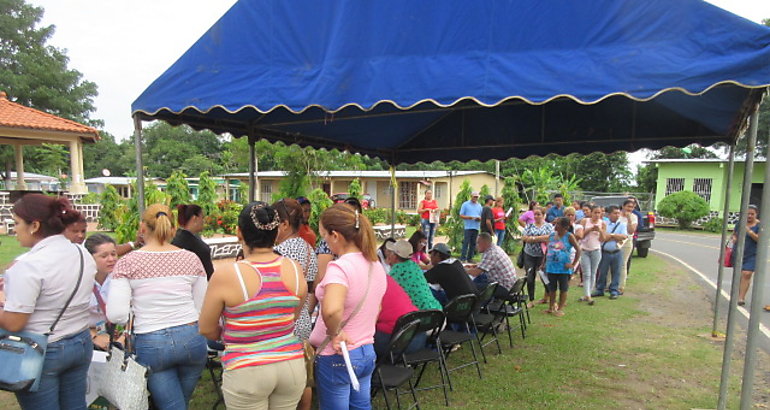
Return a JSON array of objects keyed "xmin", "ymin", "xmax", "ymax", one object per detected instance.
[
  {"xmin": 588, "ymin": 299, "xmax": 595, "ymax": 306},
  {"xmin": 526, "ymin": 302, "xmax": 535, "ymax": 309},
  {"xmin": 552, "ymin": 310, "xmax": 565, "ymax": 317},
  {"xmin": 537, "ymin": 298, "xmax": 548, "ymax": 305},
  {"xmin": 544, "ymin": 309, "xmax": 553, "ymax": 314},
  {"xmin": 737, "ymin": 300, "xmax": 746, "ymax": 307}
]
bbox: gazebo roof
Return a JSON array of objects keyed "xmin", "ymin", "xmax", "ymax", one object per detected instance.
[{"xmin": 0, "ymin": 91, "xmax": 100, "ymax": 142}]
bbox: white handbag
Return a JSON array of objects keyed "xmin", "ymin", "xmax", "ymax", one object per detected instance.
[
  {"xmin": 98, "ymin": 345, "xmax": 149, "ymax": 410},
  {"xmin": 97, "ymin": 317, "xmax": 149, "ymax": 410}
]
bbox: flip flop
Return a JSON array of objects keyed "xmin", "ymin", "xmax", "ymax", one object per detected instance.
[
  {"xmin": 737, "ymin": 301, "xmax": 746, "ymax": 307},
  {"xmin": 537, "ymin": 299, "xmax": 548, "ymax": 305},
  {"xmin": 588, "ymin": 300, "xmax": 595, "ymax": 306},
  {"xmin": 552, "ymin": 310, "xmax": 565, "ymax": 317}
]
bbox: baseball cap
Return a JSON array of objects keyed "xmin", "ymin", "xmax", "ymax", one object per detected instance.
[
  {"xmin": 471, "ymin": 191, "xmax": 480, "ymax": 197},
  {"xmin": 484, "ymin": 195, "xmax": 494, "ymax": 202},
  {"xmin": 430, "ymin": 243, "xmax": 452, "ymax": 257},
  {"xmin": 386, "ymin": 240, "xmax": 413, "ymax": 259}
]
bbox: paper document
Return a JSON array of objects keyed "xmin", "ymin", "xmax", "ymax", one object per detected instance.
[
  {"xmin": 537, "ymin": 269, "xmax": 549, "ymax": 285},
  {"xmin": 340, "ymin": 341, "xmax": 360, "ymax": 391},
  {"xmin": 505, "ymin": 207, "xmax": 514, "ymax": 217}
]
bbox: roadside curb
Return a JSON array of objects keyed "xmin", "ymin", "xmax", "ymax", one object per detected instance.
[{"xmin": 650, "ymin": 248, "xmax": 770, "ymax": 341}]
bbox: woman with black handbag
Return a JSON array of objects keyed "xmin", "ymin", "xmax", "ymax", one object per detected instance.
[{"xmin": 0, "ymin": 194, "xmax": 96, "ymax": 410}]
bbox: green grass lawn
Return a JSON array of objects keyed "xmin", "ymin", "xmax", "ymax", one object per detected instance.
[{"xmin": 0, "ymin": 235, "xmax": 24, "ymax": 268}]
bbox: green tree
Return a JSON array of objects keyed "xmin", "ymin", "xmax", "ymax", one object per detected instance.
[
  {"xmin": 657, "ymin": 190, "xmax": 710, "ymax": 229},
  {"xmin": 479, "ymin": 184, "xmax": 491, "ymax": 200},
  {"xmin": 26, "ymin": 143, "xmax": 68, "ymax": 177},
  {"xmin": 447, "ymin": 179, "xmax": 473, "ymax": 252},
  {"xmin": 82, "ymin": 131, "xmax": 127, "ymax": 178},
  {"xmin": 141, "ymin": 122, "xmax": 224, "ymax": 178},
  {"xmin": 114, "ymin": 179, "xmax": 170, "ymax": 243},
  {"xmin": 308, "ymin": 188, "xmax": 333, "ymax": 233},
  {"xmin": 196, "ymin": 171, "xmax": 218, "ymax": 217},
  {"xmin": 0, "ymin": 0, "xmax": 99, "ymax": 125},
  {"xmin": 165, "ymin": 170, "xmax": 191, "ymax": 208},
  {"xmin": 97, "ymin": 184, "xmax": 123, "ymax": 230},
  {"xmin": 348, "ymin": 178, "xmax": 363, "ymax": 200}
]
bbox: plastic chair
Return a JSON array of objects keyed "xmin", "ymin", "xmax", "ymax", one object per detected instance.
[
  {"xmin": 372, "ymin": 320, "xmax": 422, "ymax": 410},
  {"xmin": 205, "ymin": 340, "xmax": 226, "ymax": 409},
  {"xmin": 488, "ymin": 277, "xmax": 527, "ymax": 347},
  {"xmin": 395, "ymin": 310, "xmax": 451, "ymax": 406}
]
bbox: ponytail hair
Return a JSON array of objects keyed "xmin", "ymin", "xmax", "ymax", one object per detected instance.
[
  {"xmin": 272, "ymin": 198, "xmax": 303, "ymax": 232},
  {"xmin": 177, "ymin": 204, "xmax": 203, "ymax": 227},
  {"xmin": 143, "ymin": 203, "xmax": 175, "ymax": 244},
  {"xmin": 320, "ymin": 204, "xmax": 377, "ymax": 261},
  {"xmin": 12, "ymin": 194, "xmax": 77, "ymax": 238}
]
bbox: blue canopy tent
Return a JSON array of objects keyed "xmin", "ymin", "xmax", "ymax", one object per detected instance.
[
  {"xmin": 132, "ymin": 0, "xmax": 770, "ymax": 165},
  {"xmin": 131, "ymin": 2, "xmax": 770, "ymax": 406}
]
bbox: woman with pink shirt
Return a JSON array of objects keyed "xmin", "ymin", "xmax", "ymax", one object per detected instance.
[
  {"xmin": 408, "ymin": 230, "xmax": 431, "ymax": 270},
  {"xmin": 311, "ymin": 204, "xmax": 386, "ymax": 409},
  {"xmin": 518, "ymin": 201, "xmax": 539, "ymax": 227},
  {"xmin": 576, "ymin": 205, "xmax": 605, "ymax": 305}
]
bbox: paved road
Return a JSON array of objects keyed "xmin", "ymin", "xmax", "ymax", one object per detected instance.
[{"xmin": 651, "ymin": 230, "xmax": 770, "ymax": 352}]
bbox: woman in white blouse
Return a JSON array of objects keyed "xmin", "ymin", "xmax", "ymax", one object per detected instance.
[
  {"xmin": 1, "ymin": 194, "xmax": 96, "ymax": 410},
  {"xmin": 107, "ymin": 203, "xmax": 208, "ymax": 409}
]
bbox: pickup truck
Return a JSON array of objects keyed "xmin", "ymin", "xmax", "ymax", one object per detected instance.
[{"xmin": 589, "ymin": 195, "xmax": 656, "ymax": 257}]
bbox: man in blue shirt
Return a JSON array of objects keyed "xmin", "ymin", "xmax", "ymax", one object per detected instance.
[
  {"xmin": 546, "ymin": 193, "xmax": 565, "ymax": 222},
  {"xmin": 459, "ymin": 191, "xmax": 483, "ymax": 262},
  {"xmin": 593, "ymin": 205, "xmax": 628, "ymax": 299}
]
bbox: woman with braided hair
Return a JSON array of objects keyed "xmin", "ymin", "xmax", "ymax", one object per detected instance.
[{"xmin": 199, "ymin": 201, "xmax": 307, "ymax": 409}]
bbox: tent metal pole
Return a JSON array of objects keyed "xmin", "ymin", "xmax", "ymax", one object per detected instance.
[
  {"xmin": 133, "ymin": 116, "xmax": 145, "ymax": 215},
  {"xmin": 739, "ymin": 113, "xmax": 767, "ymax": 409},
  {"xmin": 717, "ymin": 112, "xmax": 758, "ymax": 410},
  {"xmin": 248, "ymin": 137, "xmax": 256, "ymax": 202},
  {"xmin": 712, "ymin": 144, "xmax": 736, "ymax": 337},
  {"xmin": 390, "ymin": 165, "xmax": 396, "ymax": 237}
]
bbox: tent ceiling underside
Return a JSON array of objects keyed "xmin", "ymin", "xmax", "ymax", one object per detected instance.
[{"xmin": 135, "ymin": 84, "xmax": 764, "ymax": 164}]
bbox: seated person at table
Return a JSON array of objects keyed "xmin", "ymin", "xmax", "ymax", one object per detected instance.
[
  {"xmin": 424, "ymin": 243, "xmax": 478, "ymax": 305},
  {"xmin": 373, "ymin": 275, "xmax": 425, "ymax": 358},
  {"xmin": 466, "ymin": 233, "xmax": 517, "ymax": 298},
  {"xmin": 386, "ymin": 240, "xmax": 442, "ymax": 311}
]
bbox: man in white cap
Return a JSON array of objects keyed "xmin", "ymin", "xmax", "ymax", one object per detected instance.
[{"xmin": 459, "ymin": 191, "xmax": 483, "ymax": 262}]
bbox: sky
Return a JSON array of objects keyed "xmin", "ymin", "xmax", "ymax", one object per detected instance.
[{"xmin": 25, "ymin": 0, "xmax": 770, "ymax": 169}]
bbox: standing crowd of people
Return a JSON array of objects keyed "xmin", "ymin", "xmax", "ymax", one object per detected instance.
[{"xmin": 0, "ymin": 188, "xmax": 765, "ymax": 409}]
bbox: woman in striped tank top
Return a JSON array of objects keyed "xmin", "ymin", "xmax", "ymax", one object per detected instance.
[{"xmin": 200, "ymin": 202, "xmax": 308, "ymax": 410}]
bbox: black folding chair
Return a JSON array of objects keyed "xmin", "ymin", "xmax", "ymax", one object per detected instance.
[
  {"xmin": 205, "ymin": 340, "xmax": 225, "ymax": 409},
  {"xmin": 395, "ymin": 310, "xmax": 451, "ymax": 406},
  {"xmin": 372, "ymin": 320, "xmax": 422, "ymax": 410},
  {"xmin": 438, "ymin": 294, "xmax": 483, "ymax": 381},
  {"xmin": 469, "ymin": 282, "xmax": 505, "ymax": 357},
  {"xmin": 488, "ymin": 277, "xmax": 527, "ymax": 347}
]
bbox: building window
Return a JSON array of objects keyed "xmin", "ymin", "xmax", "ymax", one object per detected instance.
[
  {"xmin": 665, "ymin": 178, "xmax": 685, "ymax": 196},
  {"xmin": 434, "ymin": 183, "xmax": 443, "ymax": 199},
  {"xmin": 399, "ymin": 181, "xmax": 418, "ymax": 210},
  {"xmin": 693, "ymin": 178, "xmax": 713, "ymax": 203},
  {"xmin": 260, "ymin": 181, "xmax": 272, "ymax": 202}
]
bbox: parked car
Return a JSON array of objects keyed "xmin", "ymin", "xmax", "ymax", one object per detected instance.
[{"xmin": 589, "ymin": 195, "xmax": 656, "ymax": 257}]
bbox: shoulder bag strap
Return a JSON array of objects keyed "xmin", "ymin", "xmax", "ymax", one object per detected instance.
[
  {"xmin": 316, "ymin": 261, "xmax": 374, "ymax": 354},
  {"xmin": 602, "ymin": 222, "xmax": 621, "ymax": 251},
  {"xmin": 46, "ymin": 245, "xmax": 85, "ymax": 336}
]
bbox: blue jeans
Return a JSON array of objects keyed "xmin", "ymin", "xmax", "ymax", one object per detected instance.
[
  {"xmin": 421, "ymin": 219, "xmax": 436, "ymax": 249},
  {"xmin": 495, "ymin": 229, "xmax": 506, "ymax": 247},
  {"xmin": 134, "ymin": 323, "xmax": 208, "ymax": 410},
  {"xmin": 316, "ymin": 344, "xmax": 376, "ymax": 410},
  {"xmin": 461, "ymin": 229, "xmax": 479, "ymax": 261},
  {"xmin": 15, "ymin": 329, "xmax": 92, "ymax": 410},
  {"xmin": 596, "ymin": 251, "xmax": 623, "ymax": 296}
]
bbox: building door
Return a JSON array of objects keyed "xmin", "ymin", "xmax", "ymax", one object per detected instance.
[{"xmin": 322, "ymin": 183, "xmax": 331, "ymax": 196}]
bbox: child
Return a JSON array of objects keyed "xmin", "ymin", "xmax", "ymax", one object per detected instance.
[{"xmin": 545, "ymin": 217, "xmax": 581, "ymax": 317}]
